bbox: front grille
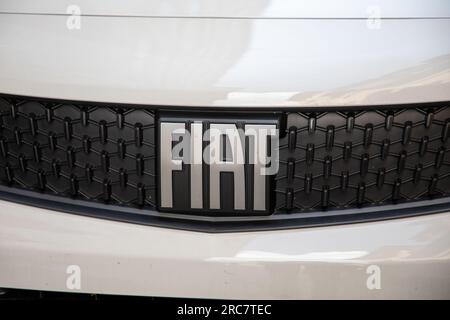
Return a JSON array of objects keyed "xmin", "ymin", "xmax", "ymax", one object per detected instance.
[
  {"xmin": 0, "ymin": 97, "xmax": 157, "ymax": 209},
  {"xmin": 0, "ymin": 94, "xmax": 449, "ymax": 231},
  {"xmin": 276, "ymin": 108, "xmax": 450, "ymax": 212}
]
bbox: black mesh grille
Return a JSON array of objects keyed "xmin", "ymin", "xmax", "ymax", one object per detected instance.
[
  {"xmin": 0, "ymin": 95, "xmax": 449, "ymax": 230},
  {"xmin": 0, "ymin": 97, "xmax": 156, "ymax": 208},
  {"xmin": 275, "ymin": 108, "xmax": 450, "ymax": 212}
]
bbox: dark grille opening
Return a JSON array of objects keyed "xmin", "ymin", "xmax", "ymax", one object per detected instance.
[
  {"xmin": 276, "ymin": 108, "xmax": 450, "ymax": 212},
  {"xmin": 0, "ymin": 97, "xmax": 157, "ymax": 209},
  {"xmin": 0, "ymin": 94, "xmax": 449, "ymax": 232}
]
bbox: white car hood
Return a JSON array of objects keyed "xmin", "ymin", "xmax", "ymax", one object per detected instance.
[
  {"xmin": 0, "ymin": 0, "xmax": 449, "ymax": 107},
  {"xmin": 0, "ymin": 0, "xmax": 449, "ymax": 19}
]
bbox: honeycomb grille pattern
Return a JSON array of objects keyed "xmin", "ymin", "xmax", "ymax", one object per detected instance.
[
  {"xmin": 275, "ymin": 107, "xmax": 450, "ymax": 212},
  {"xmin": 0, "ymin": 95, "xmax": 449, "ymax": 217},
  {"xmin": 0, "ymin": 97, "xmax": 156, "ymax": 208}
]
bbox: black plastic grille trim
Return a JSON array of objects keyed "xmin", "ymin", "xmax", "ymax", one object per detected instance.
[
  {"xmin": 1, "ymin": 184, "xmax": 449, "ymax": 233},
  {"xmin": 275, "ymin": 107, "xmax": 450, "ymax": 212},
  {"xmin": 0, "ymin": 96, "xmax": 157, "ymax": 209},
  {"xmin": 0, "ymin": 94, "xmax": 449, "ymax": 232}
]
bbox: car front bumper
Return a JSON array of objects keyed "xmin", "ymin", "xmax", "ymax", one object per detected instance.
[{"xmin": 1, "ymin": 199, "xmax": 449, "ymax": 299}]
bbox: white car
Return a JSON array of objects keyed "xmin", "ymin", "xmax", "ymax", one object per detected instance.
[{"xmin": 0, "ymin": 0, "xmax": 449, "ymax": 299}]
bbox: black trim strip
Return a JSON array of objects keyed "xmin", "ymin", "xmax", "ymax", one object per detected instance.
[
  {"xmin": 1, "ymin": 185, "xmax": 449, "ymax": 233},
  {"xmin": 1, "ymin": 93, "xmax": 449, "ymax": 232}
]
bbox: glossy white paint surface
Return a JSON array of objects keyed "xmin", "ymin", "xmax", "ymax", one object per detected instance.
[
  {"xmin": 0, "ymin": 0, "xmax": 449, "ymax": 18},
  {"xmin": 0, "ymin": 14, "xmax": 449, "ymax": 107},
  {"xmin": 0, "ymin": 200, "xmax": 449, "ymax": 299}
]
